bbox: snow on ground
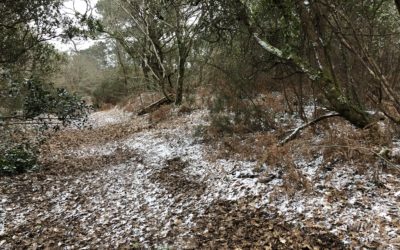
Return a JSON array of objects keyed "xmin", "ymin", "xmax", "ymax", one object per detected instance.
[
  {"xmin": 87, "ymin": 107, "xmax": 133, "ymax": 128},
  {"xmin": 1, "ymin": 108, "xmax": 400, "ymax": 248},
  {"xmin": 0, "ymin": 196, "xmax": 5, "ymax": 237}
]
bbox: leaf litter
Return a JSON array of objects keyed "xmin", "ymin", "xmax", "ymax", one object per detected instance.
[{"xmin": 0, "ymin": 107, "xmax": 399, "ymax": 249}]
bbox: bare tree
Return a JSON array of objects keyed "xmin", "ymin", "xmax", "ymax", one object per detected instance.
[{"xmin": 97, "ymin": 0, "xmax": 204, "ymax": 104}]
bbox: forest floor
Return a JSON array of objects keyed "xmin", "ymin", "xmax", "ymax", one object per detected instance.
[{"xmin": 1, "ymin": 106, "xmax": 400, "ymax": 249}]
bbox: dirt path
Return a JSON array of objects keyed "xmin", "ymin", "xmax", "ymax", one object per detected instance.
[{"xmin": 1, "ymin": 108, "xmax": 399, "ymax": 249}]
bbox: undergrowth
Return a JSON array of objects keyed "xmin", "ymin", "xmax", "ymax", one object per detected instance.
[
  {"xmin": 203, "ymin": 106, "xmax": 398, "ymax": 195},
  {"xmin": 0, "ymin": 144, "xmax": 38, "ymax": 175}
]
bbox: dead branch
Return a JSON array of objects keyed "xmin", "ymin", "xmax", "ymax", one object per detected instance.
[
  {"xmin": 137, "ymin": 96, "xmax": 173, "ymax": 116},
  {"xmin": 278, "ymin": 112, "xmax": 340, "ymax": 146}
]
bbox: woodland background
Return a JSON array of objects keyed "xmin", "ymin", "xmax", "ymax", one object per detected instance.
[{"xmin": 1, "ymin": 0, "xmax": 400, "ymax": 248}]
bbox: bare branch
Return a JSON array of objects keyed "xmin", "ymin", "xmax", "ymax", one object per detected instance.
[{"xmin": 279, "ymin": 112, "xmax": 341, "ymax": 146}]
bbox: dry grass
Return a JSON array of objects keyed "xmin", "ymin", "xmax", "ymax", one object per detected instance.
[
  {"xmin": 40, "ymin": 148, "xmax": 141, "ymax": 176},
  {"xmin": 259, "ymin": 143, "xmax": 313, "ymax": 195},
  {"xmin": 205, "ymin": 109, "xmax": 398, "ymax": 195},
  {"xmin": 258, "ymin": 91, "xmax": 287, "ymax": 114},
  {"xmin": 177, "ymin": 104, "xmax": 193, "ymax": 115},
  {"xmin": 148, "ymin": 104, "xmax": 172, "ymax": 124},
  {"xmin": 192, "ymin": 85, "xmax": 213, "ymax": 109},
  {"xmin": 99, "ymin": 103, "xmax": 114, "ymax": 111},
  {"xmin": 41, "ymin": 118, "xmax": 151, "ymax": 154},
  {"xmin": 320, "ymin": 120, "xmax": 392, "ymax": 164}
]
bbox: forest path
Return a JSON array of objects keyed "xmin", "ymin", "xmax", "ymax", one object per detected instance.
[{"xmin": 0, "ymin": 108, "xmax": 399, "ymax": 249}]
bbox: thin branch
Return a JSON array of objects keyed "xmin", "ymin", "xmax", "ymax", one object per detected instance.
[{"xmin": 279, "ymin": 112, "xmax": 340, "ymax": 145}]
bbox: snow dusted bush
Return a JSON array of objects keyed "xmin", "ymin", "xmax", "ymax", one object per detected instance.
[
  {"xmin": 0, "ymin": 78, "xmax": 91, "ymax": 175},
  {"xmin": 22, "ymin": 79, "xmax": 91, "ymax": 128},
  {"xmin": 0, "ymin": 125, "xmax": 43, "ymax": 175}
]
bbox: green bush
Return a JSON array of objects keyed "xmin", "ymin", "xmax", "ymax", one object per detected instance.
[
  {"xmin": 0, "ymin": 78, "xmax": 91, "ymax": 176},
  {"xmin": 22, "ymin": 79, "xmax": 91, "ymax": 128},
  {"xmin": 0, "ymin": 144, "xmax": 38, "ymax": 175}
]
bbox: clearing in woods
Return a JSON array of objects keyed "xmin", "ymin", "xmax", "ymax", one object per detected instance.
[{"xmin": 1, "ymin": 107, "xmax": 399, "ymax": 249}]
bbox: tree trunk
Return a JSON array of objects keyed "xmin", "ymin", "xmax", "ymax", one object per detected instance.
[
  {"xmin": 175, "ymin": 56, "xmax": 185, "ymax": 105},
  {"xmin": 174, "ymin": 7, "xmax": 190, "ymax": 106},
  {"xmin": 141, "ymin": 59, "xmax": 150, "ymax": 81},
  {"xmin": 175, "ymin": 41, "xmax": 188, "ymax": 105},
  {"xmin": 395, "ymin": 0, "xmax": 400, "ymax": 16}
]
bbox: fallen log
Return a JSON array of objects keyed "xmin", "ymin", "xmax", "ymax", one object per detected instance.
[{"xmin": 137, "ymin": 96, "xmax": 173, "ymax": 116}]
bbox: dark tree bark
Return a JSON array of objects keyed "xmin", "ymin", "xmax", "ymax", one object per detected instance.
[
  {"xmin": 395, "ymin": 0, "xmax": 400, "ymax": 15},
  {"xmin": 174, "ymin": 30, "xmax": 190, "ymax": 105},
  {"xmin": 175, "ymin": 54, "xmax": 186, "ymax": 105}
]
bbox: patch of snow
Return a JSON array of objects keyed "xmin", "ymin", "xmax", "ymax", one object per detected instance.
[
  {"xmin": 0, "ymin": 198, "xmax": 5, "ymax": 236},
  {"xmin": 295, "ymin": 155, "xmax": 324, "ymax": 180},
  {"xmin": 88, "ymin": 108, "xmax": 132, "ymax": 128},
  {"xmin": 65, "ymin": 143, "xmax": 119, "ymax": 158}
]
